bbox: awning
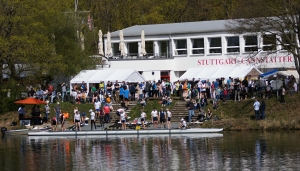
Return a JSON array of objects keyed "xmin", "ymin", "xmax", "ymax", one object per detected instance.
[
  {"xmin": 179, "ymin": 66, "xmax": 262, "ymax": 81},
  {"xmin": 70, "ymin": 69, "xmax": 146, "ymax": 85},
  {"xmin": 259, "ymin": 69, "xmax": 278, "ymax": 78}
]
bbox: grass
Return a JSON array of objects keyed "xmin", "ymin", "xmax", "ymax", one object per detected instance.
[{"xmin": 197, "ymin": 93, "xmax": 300, "ymax": 130}]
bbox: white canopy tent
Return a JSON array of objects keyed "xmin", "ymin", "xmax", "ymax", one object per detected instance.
[
  {"xmin": 88, "ymin": 70, "xmax": 116, "ymax": 83},
  {"xmin": 105, "ymin": 69, "xmax": 146, "ymax": 82},
  {"xmin": 70, "ymin": 69, "xmax": 146, "ymax": 91},
  {"xmin": 70, "ymin": 70, "xmax": 99, "ymax": 84},
  {"xmin": 179, "ymin": 66, "xmax": 262, "ymax": 81}
]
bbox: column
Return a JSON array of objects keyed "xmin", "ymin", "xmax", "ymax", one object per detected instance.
[
  {"xmin": 240, "ymin": 35, "xmax": 245, "ymax": 54},
  {"xmin": 186, "ymin": 38, "xmax": 191, "ymax": 57},
  {"xmin": 222, "ymin": 36, "xmax": 227, "ymax": 54},
  {"xmin": 153, "ymin": 41, "xmax": 159, "ymax": 57},
  {"xmin": 138, "ymin": 42, "xmax": 141, "ymax": 57},
  {"xmin": 204, "ymin": 36, "xmax": 209, "ymax": 55}
]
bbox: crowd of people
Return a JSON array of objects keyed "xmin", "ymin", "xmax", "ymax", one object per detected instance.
[{"xmin": 19, "ymin": 73, "xmax": 297, "ymax": 130}]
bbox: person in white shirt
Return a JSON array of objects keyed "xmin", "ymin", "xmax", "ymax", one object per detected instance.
[
  {"xmin": 166, "ymin": 108, "xmax": 172, "ymax": 129},
  {"xmin": 94, "ymin": 100, "xmax": 101, "ymax": 118},
  {"xmin": 140, "ymin": 109, "xmax": 147, "ymax": 129},
  {"xmin": 161, "ymin": 80, "xmax": 166, "ymax": 96},
  {"xmin": 120, "ymin": 111, "xmax": 127, "ymax": 130},
  {"xmin": 197, "ymin": 79, "xmax": 202, "ymax": 96},
  {"xmin": 89, "ymin": 109, "xmax": 96, "ymax": 130},
  {"xmin": 151, "ymin": 108, "xmax": 158, "ymax": 129},
  {"xmin": 72, "ymin": 90, "xmax": 77, "ymax": 101},
  {"xmin": 253, "ymin": 99, "xmax": 260, "ymax": 120},
  {"xmin": 74, "ymin": 111, "xmax": 81, "ymax": 131},
  {"xmin": 43, "ymin": 89, "xmax": 48, "ymax": 102}
]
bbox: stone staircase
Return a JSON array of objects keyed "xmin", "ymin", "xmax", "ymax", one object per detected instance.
[
  {"xmin": 110, "ymin": 101, "xmax": 138, "ymax": 123},
  {"xmin": 171, "ymin": 101, "xmax": 197, "ymax": 122}
]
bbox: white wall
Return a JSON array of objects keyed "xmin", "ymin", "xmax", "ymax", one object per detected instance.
[
  {"xmin": 142, "ymin": 71, "xmax": 160, "ymax": 81},
  {"xmin": 109, "ymin": 59, "xmax": 174, "ymax": 71},
  {"xmin": 169, "ymin": 71, "xmax": 178, "ymax": 83}
]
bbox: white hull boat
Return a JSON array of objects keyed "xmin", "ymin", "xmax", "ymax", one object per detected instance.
[{"xmin": 28, "ymin": 128, "xmax": 223, "ymax": 136}]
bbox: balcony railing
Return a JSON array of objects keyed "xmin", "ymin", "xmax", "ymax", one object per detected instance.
[{"xmin": 107, "ymin": 53, "xmax": 173, "ymax": 60}]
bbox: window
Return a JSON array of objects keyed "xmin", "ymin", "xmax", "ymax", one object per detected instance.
[
  {"xmin": 244, "ymin": 36, "xmax": 258, "ymax": 52},
  {"xmin": 145, "ymin": 41, "xmax": 153, "ymax": 55},
  {"xmin": 209, "ymin": 38, "xmax": 222, "ymax": 54},
  {"xmin": 159, "ymin": 41, "xmax": 169, "ymax": 57},
  {"xmin": 262, "ymin": 34, "xmax": 276, "ymax": 51},
  {"xmin": 128, "ymin": 42, "xmax": 138, "ymax": 54},
  {"xmin": 174, "ymin": 39, "xmax": 187, "ymax": 55},
  {"xmin": 227, "ymin": 37, "xmax": 239, "ymax": 53},
  {"xmin": 192, "ymin": 38, "xmax": 204, "ymax": 54},
  {"xmin": 112, "ymin": 43, "xmax": 120, "ymax": 56}
]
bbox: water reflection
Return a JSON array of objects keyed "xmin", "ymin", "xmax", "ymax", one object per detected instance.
[{"xmin": 1, "ymin": 132, "xmax": 300, "ymax": 170}]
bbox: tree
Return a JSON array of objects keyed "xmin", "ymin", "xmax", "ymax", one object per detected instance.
[
  {"xmin": 228, "ymin": 0, "xmax": 300, "ymax": 84},
  {"xmin": 0, "ymin": 0, "xmax": 101, "ymax": 113}
]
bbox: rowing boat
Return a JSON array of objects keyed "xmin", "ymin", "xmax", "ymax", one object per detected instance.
[{"xmin": 28, "ymin": 128, "xmax": 223, "ymax": 136}]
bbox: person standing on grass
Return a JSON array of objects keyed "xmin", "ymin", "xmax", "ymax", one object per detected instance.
[
  {"xmin": 51, "ymin": 116, "xmax": 57, "ymax": 131},
  {"xmin": 99, "ymin": 108, "xmax": 105, "ymax": 128},
  {"xmin": 260, "ymin": 100, "xmax": 266, "ymax": 120},
  {"xmin": 61, "ymin": 83, "xmax": 66, "ymax": 102},
  {"xmin": 186, "ymin": 100, "xmax": 194, "ymax": 124},
  {"xmin": 81, "ymin": 111, "xmax": 87, "ymax": 125},
  {"xmin": 54, "ymin": 102, "xmax": 61, "ymax": 123},
  {"xmin": 140, "ymin": 109, "xmax": 147, "ymax": 129},
  {"xmin": 166, "ymin": 108, "xmax": 172, "ymax": 129},
  {"xmin": 280, "ymin": 86, "xmax": 286, "ymax": 104},
  {"xmin": 94, "ymin": 99, "xmax": 101, "ymax": 118},
  {"xmin": 60, "ymin": 113, "xmax": 65, "ymax": 131},
  {"xmin": 44, "ymin": 102, "xmax": 50, "ymax": 123},
  {"xmin": 120, "ymin": 110, "xmax": 127, "ymax": 130},
  {"xmin": 103, "ymin": 103, "xmax": 111, "ymax": 123},
  {"xmin": 253, "ymin": 99, "xmax": 261, "ymax": 120},
  {"xmin": 159, "ymin": 107, "xmax": 166, "ymax": 129},
  {"xmin": 89, "ymin": 109, "xmax": 97, "ymax": 130},
  {"xmin": 74, "ymin": 111, "xmax": 81, "ymax": 131},
  {"xmin": 151, "ymin": 108, "xmax": 158, "ymax": 129},
  {"xmin": 130, "ymin": 83, "xmax": 136, "ymax": 101}
]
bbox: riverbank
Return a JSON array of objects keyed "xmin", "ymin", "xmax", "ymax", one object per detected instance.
[
  {"xmin": 196, "ymin": 94, "xmax": 300, "ymax": 130},
  {"xmin": 1, "ymin": 94, "xmax": 299, "ymax": 131}
]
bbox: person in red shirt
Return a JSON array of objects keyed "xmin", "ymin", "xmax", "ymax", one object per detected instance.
[
  {"xmin": 48, "ymin": 84, "xmax": 53, "ymax": 96},
  {"xmin": 103, "ymin": 103, "xmax": 111, "ymax": 123}
]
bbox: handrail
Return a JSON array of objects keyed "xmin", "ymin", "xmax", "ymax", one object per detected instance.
[{"xmin": 106, "ymin": 53, "xmax": 173, "ymax": 60}]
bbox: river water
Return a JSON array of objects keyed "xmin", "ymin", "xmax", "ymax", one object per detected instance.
[{"xmin": 0, "ymin": 131, "xmax": 300, "ymax": 171}]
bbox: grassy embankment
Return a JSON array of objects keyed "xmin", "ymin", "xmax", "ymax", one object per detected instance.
[
  {"xmin": 1, "ymin": 94, "xmax": 299, "ymax": 131},
  {"xmin": 198, "ymin": 94, "xmax": 300, "ymax": 130}
]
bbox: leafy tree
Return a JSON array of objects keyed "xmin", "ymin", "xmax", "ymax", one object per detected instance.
[
  {"xmin": 0, "ymin": 0, "xmax": 101, "ymax": 113},
  {"xmin": 228, "ymin": 0, "xmax": 300, "ymax": 84}
]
